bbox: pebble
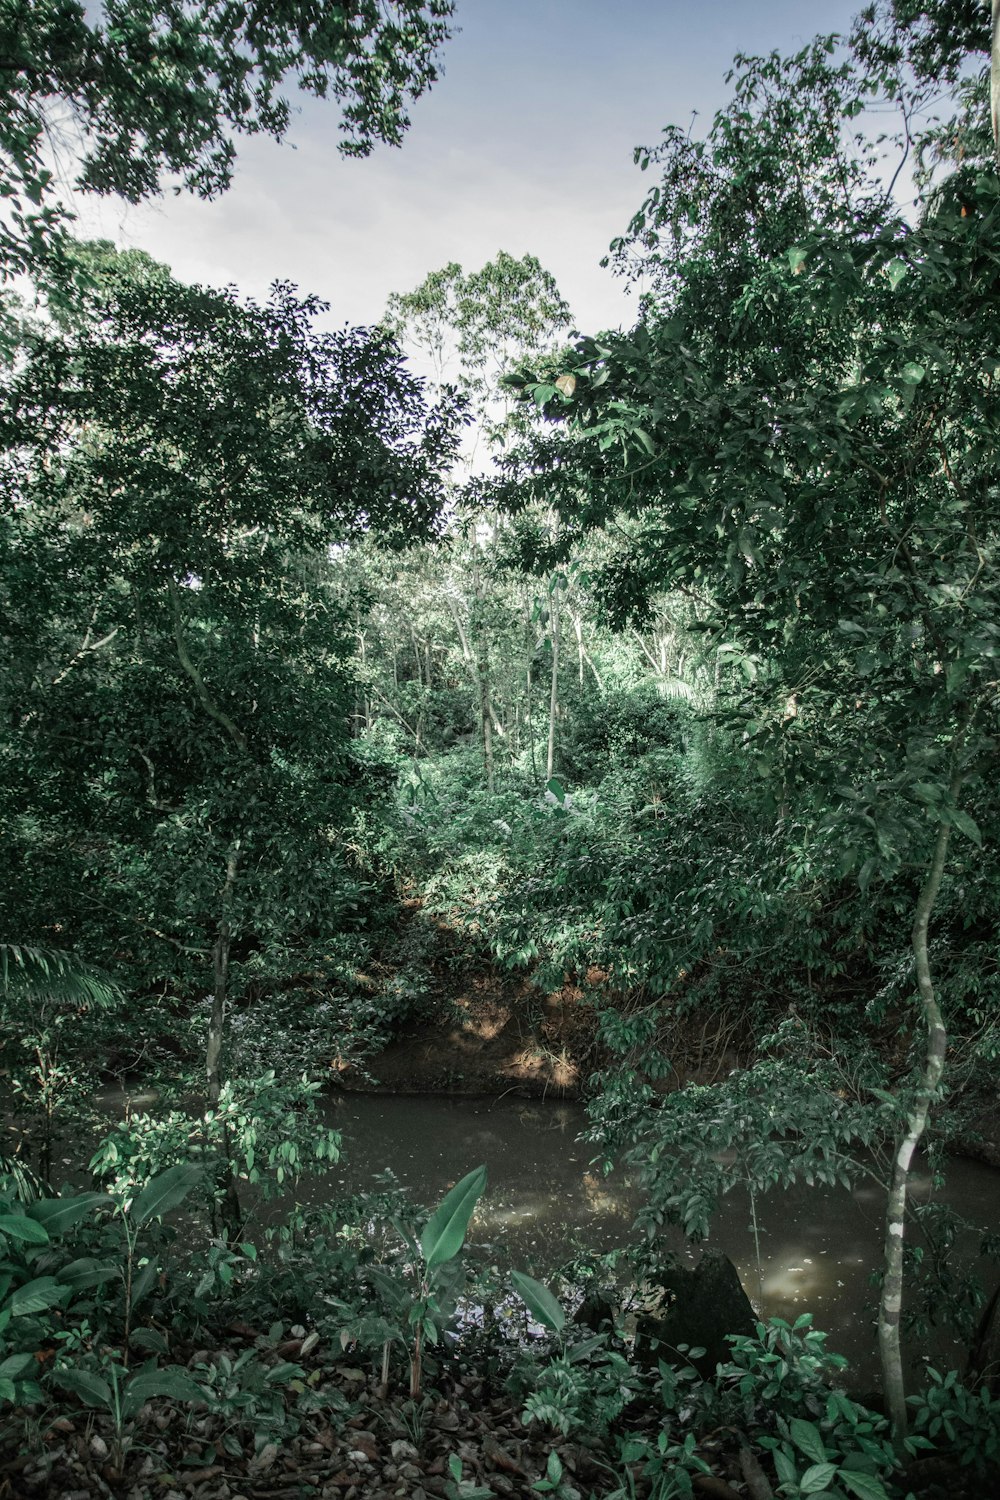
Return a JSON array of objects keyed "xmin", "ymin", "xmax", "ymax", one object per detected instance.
[{"xmin": 89, "ymin": 1435, "xmax": 109, "ymax": 1461}]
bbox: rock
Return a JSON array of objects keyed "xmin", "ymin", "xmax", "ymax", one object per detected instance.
[
  {"xmin": 637, "ymin": 1249, "xmax": 756, "ymax": 1375},
  {"xmin": 89, "ymin": 1435, "xmax": 109, "ymax": 1461}
]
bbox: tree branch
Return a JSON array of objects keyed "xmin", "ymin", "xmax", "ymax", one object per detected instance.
[{"xmin": 168, "ymin": 580, "xmax": 248, "ymax": 753}]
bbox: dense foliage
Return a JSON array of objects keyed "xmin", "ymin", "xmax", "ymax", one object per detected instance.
[{"xmin": 2, "ymin": 0, "xmax": 1000, "ymax": 1491}]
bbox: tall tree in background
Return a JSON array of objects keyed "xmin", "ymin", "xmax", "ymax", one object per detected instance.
[{"xmin": 381, "ymin": 252, "xmax": 573, "ymax": 789}]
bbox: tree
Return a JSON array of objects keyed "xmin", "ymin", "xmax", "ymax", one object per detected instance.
[
  {"xmin": 382, "ymin": 252, "xmax": 573, "ymax": 788},
  {"xmin": 507, "ymin": 6, "xmax": 1000, "ymax": 1432},
  {"xmin": 0, "ymin": 246, "xmax": 461, "ymax": 1199},
  {"xmin": 0, "ymin": 0, "xmax": 455, "ymax": 280}
]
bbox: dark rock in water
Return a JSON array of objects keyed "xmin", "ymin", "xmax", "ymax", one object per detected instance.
[
  {"xmin": 573, "ymin": 1287, "xmax": 617, "ymax": 1333},
  {"xmin": 637, "ymin": 1249, "xmax": 756, "ymax": 1376}
]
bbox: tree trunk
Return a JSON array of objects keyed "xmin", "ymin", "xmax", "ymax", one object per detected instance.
[
  {"xmin": 878, "ymin": 808, "xmax": 954, "ymax": 1436},
  {"xmin": 207, "ymin": 844, "xmax": 243, "ymax": 1239},
  {"xmin": 992, "ymin": 0, "xmax": 1000, "ymax": 173},
  {"xmin": 547, "ymin": 577, "xmax": 560, "ymax": 781}
]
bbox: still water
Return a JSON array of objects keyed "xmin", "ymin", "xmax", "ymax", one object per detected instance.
[{"xmin": 313, "ymin": 1093, "xmax": 999, "ymax": 1388}]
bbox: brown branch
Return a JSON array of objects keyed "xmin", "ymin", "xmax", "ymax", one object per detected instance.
[{"xmin": 168, "ymin": 580, "xmax": 248, "ymax": 753}]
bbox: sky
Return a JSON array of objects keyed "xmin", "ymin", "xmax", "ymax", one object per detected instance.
[{"xmin": 72, "ymin": 1, "xmax": 865, "ymax": 339}]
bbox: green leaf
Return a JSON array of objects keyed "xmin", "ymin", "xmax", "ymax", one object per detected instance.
[
  {"xmin": 57, "ymin": 1257, "xmax": 119, "ymax": 1291},
  {"xmin": 8, "ymin": 1276, "xmax": 71, "ymax": 1316},
  {"xmin": 129, "ymin": 1327, "xmax": 168, "ymax": 1355},
  {"xmin": 787, "ymin": 247, "xmax": 807, "ymax": 273},
  {"xmin": 800, "ymin": 1463, "xmax": 839, "ymax": 1493},
  {"xmin": 419, "ymin": 1165, "xmax": 487, "ymax": 1269},
  {"xmin": 53, "ymin": 1366, "xmax": 113, "ymax": 1409},
  {"xmin": 949, "ymin": 808, "xmax": 982, "ymax": 848},
  {"xmin": 0, "ymin": 1353, "xmax": 37, "ymax": 1381},
  {"xmin": 130, "ymin": 1257, "xmax": 160, "ymax": 1308},
  {"xmin": 0, "ymin": 1214, "xmax": 49, "ymax": 1245},
  {"xmin": 130, "ymin": 1164, "xmax": 202, "ymax": 1227},
  {"xmin": 127, "ymin": 1366, "xmax": 202, "ymax": 1406},
  {"xmin": 885, "ymin": 259, "xmax": 907, "ymax": 290},
  {"xmin": 900, "ymin": 361, "xmax": 925, "ymax": 385},
  {"xmin": 789, "ymin": 1418, "xmax": 829, "ymax": 1464},
  {"xmin": 27, "ymin": 1193, "xmax": 111, "ymax": 1235},
  {"xmin": 510, "ymin": 1271, "xmax": 566, "ymax": 1335},
  {"xmin": 839, "ymin": 1472, "xmax": 891, "ymax": 1500},
  {"xmin": 772, "ymin": 1448, "xmax": 799, "ymax": 1487}
]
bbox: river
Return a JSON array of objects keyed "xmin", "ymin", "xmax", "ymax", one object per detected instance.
[{"xmin": 310, "ymin": 1093, "xmax": 998, "ymax": 1389}]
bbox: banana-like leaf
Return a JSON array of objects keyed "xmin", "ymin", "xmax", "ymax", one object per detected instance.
[
  {"xmin": 420, "ymin": 1164, "xmax": 487, "ymax": 1270},
  {"xmin": 8, "ymin": 1275, "xmax": 72, "ymax": 1317},
  {"xmin": 130, "ymin": 1256, "xmax": 160, "ymax": 1308},
  {"xmin": 126, "ymin": 1366, "xmax": 202, "ymax": 1407},
  {"xmin": 57, "ymin": 1257, "xmax": 120, "ymax": 1292},
  {"xmin": 53, "ymin": 1366, "xmax": 112, "ymax": 1409},
  {"xmin": 27, "ymin": 1193, "xmax": 111, "ymax": 1235},
  {"xmin": 0, "ymin": 1214, "xmax": 49, "ymax": 1246},
  {"xmin": 510, "ymin": 1270, "xmax": 566, "ymax": 1335},
  {"xmin": 131, "ymin": 1164, "xmax": 202, "ymax": 1227}
]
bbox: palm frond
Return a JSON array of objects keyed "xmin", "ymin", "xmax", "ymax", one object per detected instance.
[
  {"xmin": 0, "ymin": 1153, "xmax": 49, "ymax": 1203},
  {"xmin": 0, "ymin": 944, "xmax": 122, "ymax": 1009}
]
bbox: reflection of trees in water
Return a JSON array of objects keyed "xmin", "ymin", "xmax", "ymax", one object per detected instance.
[
  {"xmin": 582, "ymin": 1172, "xmax": 629, "ymax": 1218},
  {"xmin": 517, "ymin": 1105, "xmax": 576, "ymax": 1132}
]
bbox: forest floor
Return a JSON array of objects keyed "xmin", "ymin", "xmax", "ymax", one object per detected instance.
[{"xmin": 4, "ymin": 1339, "xmax": 985, "ymax": 1500}]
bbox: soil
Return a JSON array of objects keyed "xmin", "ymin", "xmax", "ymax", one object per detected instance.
[{"xmin": 345, "ymin": 969, "xmax": 596, "ymax": 1100}]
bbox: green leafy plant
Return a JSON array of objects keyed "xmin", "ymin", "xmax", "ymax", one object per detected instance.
[
  {"xmin": 446, "ymin": 1451, "xmax": 495, "ymax": 1500},
  {"xmin": 368, "ymin": 1164, "xmax": 487, "ymax": 1397},
  {"xmin": 53, "ymin": 1355, "xmax": 202, "ymax": 1467},
  {"xmin": 907, "ymin": 1367, "xmax": 1000, "ymax": 1476},
  {"xmin": 0, "ymin": 1184, "xmax": 115, "ymax": 1407}
]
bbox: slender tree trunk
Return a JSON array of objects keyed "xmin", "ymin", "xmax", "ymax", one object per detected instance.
[
  {"xmin": 878, "ymin": 807, "xmax": 955, "ymax": 1436},
  {"xmin": 547, "ymin": 577, "xmax": 560, "ymax": 781},
  {"xmin": 207, "ymin": 844, "xmax": 243, "ymax": 1239},
  {"xmin": 991, "ymin": 0, "xmax": 1000, "ymax": 173}
]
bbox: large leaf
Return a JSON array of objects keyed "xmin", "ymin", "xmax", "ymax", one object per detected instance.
[
  {"xmin": 126, "ymin": 1365, "xmax": 202, "ymax": 1406},
  {"xmin": 53, "ymin": 1366, "xmax": 112, "ymax": 1409},
  {"xmin": 27, "ymin": 1193, "xmax": 111, "ymax": 1235},
  {"xmin": 0, "ymin": 1352, "xmax": 37, "ymax": 1381},
  {"xmin": 57, "ymin": 1257, "xmax": 120, "ymax": 1292},
  {"xmin": 0, "ymin": 1214, "xmax": 49, "ymax": 1246},
  {"xmin": 8, "ymin": 1276, "xmax": 72, "ymax": 1316},
  {"xmin": 510, "ymin": 1271, "xmax": 566, "ymax": 1335},
  {"xmin": 789, "ymin": 1418, "xmax": 829, "ymax": 1465},
  {"xmin": 419, "ymin": 1165, "xmax": 487, "ymax": 1269},
  {"xmin": 131, "ymin": 1164, "xmax": 202, "ymax": 1227},
  {"xmin": 839, "ymin": 1474, "xmax": 890, "ymax": 1500}
]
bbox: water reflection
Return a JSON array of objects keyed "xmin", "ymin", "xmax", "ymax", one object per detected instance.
[{"xmin": 323, "ymin": 1093, "xmax": 996, "ymax": 1389}]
